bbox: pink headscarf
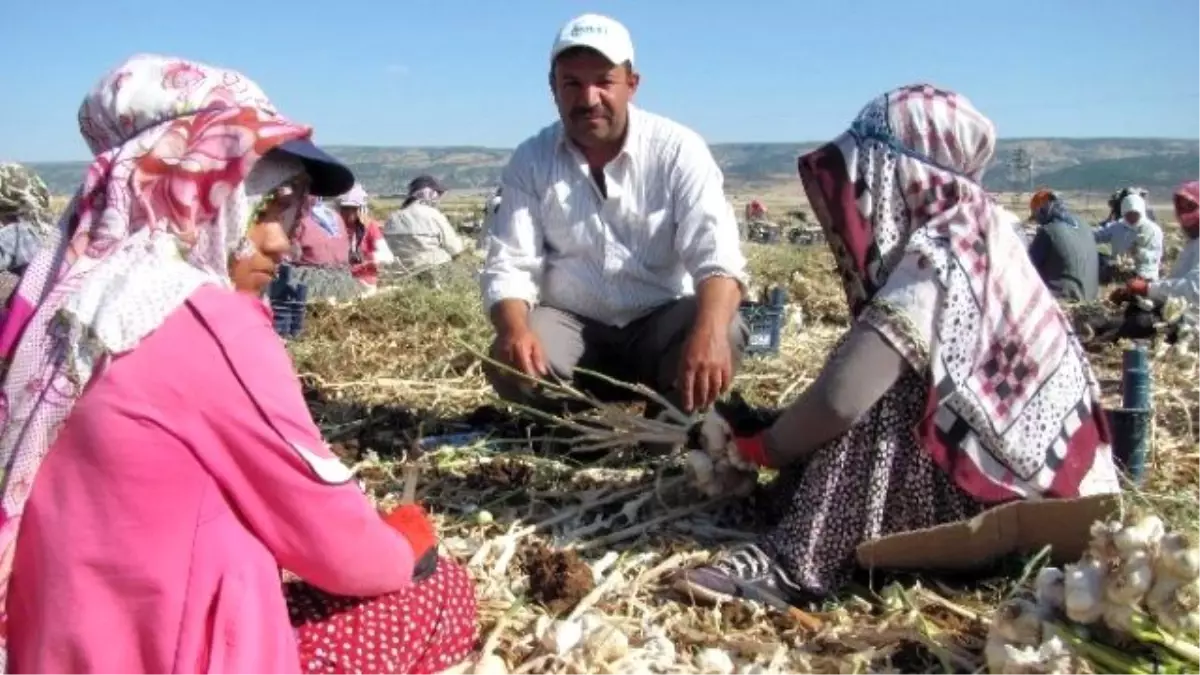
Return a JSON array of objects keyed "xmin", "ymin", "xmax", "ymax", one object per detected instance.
[
  {"xmin": 0, "ymin": 53, "xmax": 314, "ymax": 646},
  {"xmin": 1174, "ymin": 180, "xmax": 1199, "ymax": 232}
]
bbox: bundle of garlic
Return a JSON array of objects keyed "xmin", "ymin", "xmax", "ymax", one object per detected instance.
[
  {"xmin": 685, "ymin": 450, "xmax": 757, "ymax": 499},
  {"xmin": 684, "ymin": 412, "xmax": 759, "ymax": 498},
  {"xmin": 985, "ymin": 513, "xmax": 1200, "ymax": 674}
]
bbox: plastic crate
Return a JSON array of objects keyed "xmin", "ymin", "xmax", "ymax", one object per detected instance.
[
  {"xmin": 272, "ymin": 299, "xmax": 306, "ymax": 339},
  {"xmin": 1106, "ymin": 407, "xmax": 1150, "ymax": 484},
  {"xmin": 268, "ymin": 264, "xmax": 308, "ymax": 339},
  {"xmin": 740, "ymin": 287, "xmax": 787, "ymax": 356}
]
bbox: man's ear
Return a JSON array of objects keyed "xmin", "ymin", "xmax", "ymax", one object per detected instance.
[{"xmin": 626, "ymin": 65, "xmax": 640, "ymax": 96}]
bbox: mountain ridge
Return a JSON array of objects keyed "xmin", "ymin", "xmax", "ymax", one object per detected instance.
[{"xmin": 25, "ymin": 137, "xmax": 1199, "ymax": 197}]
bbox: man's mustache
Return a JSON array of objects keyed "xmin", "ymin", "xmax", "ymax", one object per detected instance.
[{"xmin": 570, "ymin": 106, "xmax": 611, "ymax": 120}]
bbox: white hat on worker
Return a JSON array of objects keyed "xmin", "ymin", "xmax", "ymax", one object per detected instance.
[
  {"xmin": 1121, "ymin": 193, "xmax": 1146, "ymax": 217},
  {"xmin": 337, "ymin": 183, "xmax": 369, "ymax": 208},
  {"xmin": 550, "ymin": 14, "xmax": 635, "ymax": 67}
]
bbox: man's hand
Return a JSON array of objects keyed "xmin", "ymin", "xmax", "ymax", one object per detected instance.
[
  {"xmin": 679, "ymin": 324, "xmax": 733, "ymax": 412},
  {"xmin": 496, "ymin": 326, "xmax": 548, "ymax": 378},
  {"xmin": 490, "ymin": 299, "xmax": 549, "ymax": 378}
]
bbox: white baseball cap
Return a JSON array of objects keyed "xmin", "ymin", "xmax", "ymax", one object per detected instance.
[{"xmin": 550, "ymin": 14, "xmax": 635, "ymax": 67}]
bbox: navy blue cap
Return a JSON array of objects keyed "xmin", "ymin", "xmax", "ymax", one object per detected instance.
[
  {"xmin": 272, "ymin": 139, "xmax": 355, "ymax": 197},
  {"xmin": 407, "ymin": 174, "xmax": 445, "ymax": 195}
]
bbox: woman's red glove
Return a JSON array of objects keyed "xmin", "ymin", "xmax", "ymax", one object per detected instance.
[
  {"xmin": 384, "ymin": 504, "xmax": 438, "ymax": 581},
  {"xmin": 734, "ymin": 434, "xmax": 772, "ymax": 467}
]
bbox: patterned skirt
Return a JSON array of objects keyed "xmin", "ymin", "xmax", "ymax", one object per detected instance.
[
  {"xmin": 288, "ymin": 557, "xmax": 478, "ymax": 674},
  {"xmin": 758, "ymin": 369, "xmax": 983, "ymax": 596},
  {"xmin": 290, "ymin": 266, "xmax": 365, "ymax": 303}
]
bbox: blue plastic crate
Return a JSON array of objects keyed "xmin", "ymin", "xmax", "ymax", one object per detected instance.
[
  {"xmin": 270, "ymin": 300, "xmax": 301, "ymax": 338},
  {"xmin": 739, "ymin": 302, "xmax": 786, "ymax": 355}
]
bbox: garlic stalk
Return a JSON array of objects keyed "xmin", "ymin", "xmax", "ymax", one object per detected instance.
[{"xmin": 1114, "ymin": 607, "xmax": 1200, "ymax": 665}]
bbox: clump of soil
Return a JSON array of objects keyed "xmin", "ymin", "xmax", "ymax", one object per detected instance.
[
  {"xmin": 719, "ymin": 602, "xmax": 759, "ymax": 630},
  {"xmin": 465, "ymin": 460, "xmax": 535, "ymax": 491},
  {"xmin": 522, "ymin": 544, "xmax": 595, "ymax": 615}
]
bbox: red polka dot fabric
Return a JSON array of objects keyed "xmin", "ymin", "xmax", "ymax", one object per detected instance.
[{"xmin": 288, "ymin": 557, "xmax": 478, "ymax": 674}]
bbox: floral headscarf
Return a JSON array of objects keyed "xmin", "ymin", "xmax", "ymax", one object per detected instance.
[
  {"xmin": 0, "ymin": 53, "xmax": 317, "ymax": 644},
  {"xmin": 797, "ymin": 84, "xmax": 1114, "ymax": 504},
  {"xmin": 1173, "ymin": 180, "xmax": 1199, "ymax": 232},
  {"xmin": 0, "ymin": 164, "xmax": 53, "ymax": 229}
]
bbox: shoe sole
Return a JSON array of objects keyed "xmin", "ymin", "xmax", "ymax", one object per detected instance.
[{"xmin": 672, "ymin": 572, "xmax": 797, "ymax": 611}]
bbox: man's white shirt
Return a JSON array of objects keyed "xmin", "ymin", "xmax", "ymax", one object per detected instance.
[{"xmin": 481, "ymin": 105, "xmax": 747, "ymax": 328}]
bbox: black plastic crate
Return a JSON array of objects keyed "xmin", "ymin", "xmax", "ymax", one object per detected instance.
[{"xmin": 739, "ymin": 286, "xmax": 788, "ymax": 356}]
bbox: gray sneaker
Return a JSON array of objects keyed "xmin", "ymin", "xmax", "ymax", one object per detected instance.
[{"xmin": 673, "ymin": 544, "xmax": 808, "ymax": 608}]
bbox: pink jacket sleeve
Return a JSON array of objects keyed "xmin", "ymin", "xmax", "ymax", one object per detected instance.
[{"xmin": 184, "ymin": 294, "xmax": 416, "ymax": 597}]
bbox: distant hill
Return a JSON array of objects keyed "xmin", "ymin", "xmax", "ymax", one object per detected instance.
[{"xmin": 26, "ymin": 137, "xmax": 1198, "ymax": 197}]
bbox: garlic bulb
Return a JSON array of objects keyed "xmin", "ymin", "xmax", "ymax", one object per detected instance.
[
  {"xmin": 540, "ymin": 619, "xmax": 583, "ymax": 655},
  {"xmin": 578, "ymin": 614, "xmax": 628, "ymax": 662},
  {"xmin": 1002, "ymin": 644, "xmax": 1049, "ymax": 674},
  {"xmin": 1088, "ymin": 520, "xmax": 1122, "ymax": 560},
  {"xmin": 1158, "ymin": 532, "xmax": 1200, "ymax": 581},
  {"xmin": 1103, "ymin": 550, "xmax": 1153, "ymax": 605},
  {"xmin": 1102, "ymin": 600, "xmax": 1136, "ymax": 633},
  {"xmin": 472, "ymin": 653, "xmax": 509, "ymax": 675},
  {"xmin": 992, "ymin": 598, "xmax": 1043, "ymax": 646},
  {"xmin": 1114, "ymin": 515, "xmax": 1165, "ymax": 555},
  {"xmin": 687, "ymin": 450, "xmax": 715, "ymax": 487},
  {"xmin": 1145, "ymin": 575, "xmax": 1185, "ymax": 617},
  {"xmin": 1064, "ymin": 556, "xmax": 1105, "ymax": 624},
  {"xmin": 699, "ymin": 414, "xmax": 733, "ymax": 458},
  {"xmin": 696, "ymin": 647, "xmax": 735, "ymax": 674},
  {"xmin": 1034, "ymin": 567, "xmax": 1066, "ymax": 614},
  {"xmin": 1113, "ymin": 514, "xmax": 1161, "ymax": 552},
  {"xmin": 985, "ymin": 632, "xmax": 1014, "ymax": 674},
  {"xmin": 642, "ymin": 633, "xmax": 677, "ymax": 669}
]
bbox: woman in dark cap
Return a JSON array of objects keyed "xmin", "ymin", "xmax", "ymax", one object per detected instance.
[
  {"xmin": 383, "ymin": 174, "xmax": 465, "ymax": 285},
  {"xmin": 0, "ymin": 53, "xmax": 476, "ymax": 674}
]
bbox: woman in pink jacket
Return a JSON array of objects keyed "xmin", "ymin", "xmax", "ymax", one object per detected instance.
[{"xmin": 0, "ymin": 54, "xmax": 477, "ymax": 674}]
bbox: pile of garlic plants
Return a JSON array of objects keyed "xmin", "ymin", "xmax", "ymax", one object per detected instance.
[{"xmin": 986, "ymin": 514, "xmax": 1199, "ymax": 674}]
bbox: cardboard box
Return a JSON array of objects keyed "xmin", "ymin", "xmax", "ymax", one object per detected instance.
[{"xmin": 855, "ymin": 494, "xmax": 1121, "ymax": 572}]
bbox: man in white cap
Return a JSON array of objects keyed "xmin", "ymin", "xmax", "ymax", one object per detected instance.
[{"xmin": 481, "ymin": 13, "xmax": 748, "ymax": 433}]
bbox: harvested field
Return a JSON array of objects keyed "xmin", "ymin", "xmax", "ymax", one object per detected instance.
[{"xmin": 288, "ymin": 233, "xmax": 1198, "ymax": 674}]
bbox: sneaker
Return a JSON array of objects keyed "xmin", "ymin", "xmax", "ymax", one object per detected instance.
[{"xmin": 673, "ymin": 544, "xmax": 807, "ymax": 608}]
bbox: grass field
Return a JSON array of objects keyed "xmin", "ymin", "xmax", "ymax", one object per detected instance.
[{"xmin": 285, "ymin": 216, "xmax": 1198, "ymax": 673}]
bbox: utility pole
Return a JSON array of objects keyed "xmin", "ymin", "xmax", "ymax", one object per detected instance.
[{"xmin": 1009, "ymin": 148, "xmax": 1034, "ymax": 192}]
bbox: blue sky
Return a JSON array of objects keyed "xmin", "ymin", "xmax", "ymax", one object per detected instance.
[{"xmin": 1, "ymin": 0, "xmax": 1197, "ymax": 162}]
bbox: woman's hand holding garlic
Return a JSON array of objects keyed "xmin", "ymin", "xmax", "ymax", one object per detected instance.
[{"xmin": 684, "ymin": 411, "xmax": 769, "ymax": 498}]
